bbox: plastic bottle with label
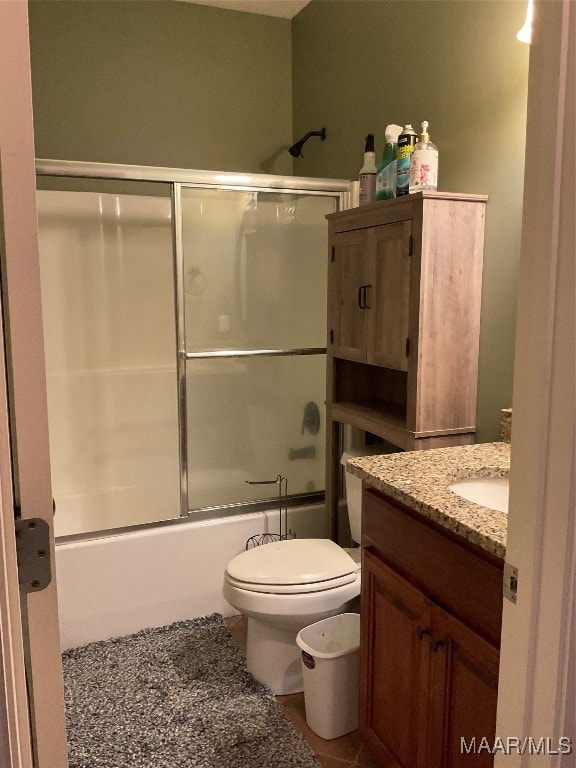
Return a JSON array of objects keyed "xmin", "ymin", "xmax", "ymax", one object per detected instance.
[
  {"xmin": 376, "ymin": 124, "xmax": 403, "ymax": 200},
  {"xmin": 359, "ymin": 134, "xmax": 376, "ymax": 205},
  {"xmin": 395, "ymin": 124, "xmax": 417, "ymax": 197},
  {"xmin": 409, "ymin": 121, "xmax": 439, "ymax": 192}
]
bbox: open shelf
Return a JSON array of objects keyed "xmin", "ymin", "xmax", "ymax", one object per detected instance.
[{"xmin": 330, "ymin": 400, "xmax": 408, "ymax": 450}]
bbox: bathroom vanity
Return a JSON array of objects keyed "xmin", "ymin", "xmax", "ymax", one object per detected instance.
[{"xmin": 347, "ymin": 443, "xmax": 509, "ymax": 768}]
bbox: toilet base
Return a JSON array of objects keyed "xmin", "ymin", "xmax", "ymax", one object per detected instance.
[{"xmin": 245, "ymin": 617, "xmax": 305, "ymax": 695}]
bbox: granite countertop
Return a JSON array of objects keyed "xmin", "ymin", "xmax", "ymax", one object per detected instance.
[{"xmin": 347, "ymin": 442, "xmax": 510, "ymax": 559}]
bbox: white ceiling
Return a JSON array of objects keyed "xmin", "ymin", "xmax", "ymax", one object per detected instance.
[{"xmin": 177, "ymin": 0, "xmax": 311, "ymax": 19}]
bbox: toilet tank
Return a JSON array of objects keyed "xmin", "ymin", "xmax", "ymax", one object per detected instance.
[{"xmin": 341, "ymin": 447, "xmax": 385, "ymax": 544}]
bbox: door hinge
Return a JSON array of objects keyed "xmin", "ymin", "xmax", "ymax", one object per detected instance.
[
  {"xmin": 405, "ymin": 337, "xmax": 410, "ymax": 357},
  {"xmin": 408, "ymin": 234, "xmax": 413, "ymax": 256},
  {"xmin": 329, "ymin": 329, "xmax": 334, "ymax": 344},
  {"xmin": 15, "ymin": 518, "xmax": 52, "ymax": 594},
  {"xmin": 503, "ymin": 562, "xmax": 518, "ymax": 604}
]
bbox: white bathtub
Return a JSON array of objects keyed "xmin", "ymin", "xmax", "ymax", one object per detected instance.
[{"xmin": 55, "ymin": 504, "xmax": 328, "ymax": 650}]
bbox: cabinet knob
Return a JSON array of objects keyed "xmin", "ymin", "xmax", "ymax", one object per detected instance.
[
  {"xmin": 416, "ymin": 625, "xmax": 430, "ymax": 640},
  {"xmin": 430, "ymin": 637, "xmax": 445, "ymax": 652}
]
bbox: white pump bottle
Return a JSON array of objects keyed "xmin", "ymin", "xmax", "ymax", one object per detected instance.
[{"xmin": 409, "ymin": 121, "xmax": 438, "ymax": 192}]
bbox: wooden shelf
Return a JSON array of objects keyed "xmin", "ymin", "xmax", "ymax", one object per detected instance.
[{"xmin": 330, "ymin": 400, "xmax": 408, "ymax": 449}]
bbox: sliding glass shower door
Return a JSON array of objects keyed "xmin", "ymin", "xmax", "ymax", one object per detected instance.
[
  {"xmin": 179, "ymin": 187, "xmax": 337, "ymax": 512},
  {"xmin": 36, "ymin": 161, "xmax": 347, "ymax": 537},
  {"xmin": 37, "ymin": 184, "xmax": 180, "ymax": 536}
]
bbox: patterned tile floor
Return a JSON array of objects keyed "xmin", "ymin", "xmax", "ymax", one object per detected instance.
[{"xmin": 225, "ymin": 616, "xmax": 378, "ymax": 768}]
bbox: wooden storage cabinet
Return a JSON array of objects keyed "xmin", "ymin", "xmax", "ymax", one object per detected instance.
[
  {"xmin": 360, "ymin": 488, "xmax": 502, "ymax": 768},
  {"xmin": 325, "ymin": 192, "xmax": 486, "ymax": 538}
]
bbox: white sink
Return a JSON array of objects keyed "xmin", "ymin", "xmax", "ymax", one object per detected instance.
[{"xmin": 448, "ymin": 477, "xmax": 509, "ymax": 513}]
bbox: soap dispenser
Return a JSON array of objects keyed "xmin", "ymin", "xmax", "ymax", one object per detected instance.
[{"xmin": 409, "ymin": 121, "xmax": 439, "ymax": 192}]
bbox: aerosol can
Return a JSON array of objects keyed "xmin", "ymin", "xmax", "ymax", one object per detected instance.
[{"xmin": 395, "ymin": 124, "xmax": 417, "ymax": 197}]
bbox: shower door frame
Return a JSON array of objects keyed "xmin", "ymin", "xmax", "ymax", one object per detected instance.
[{"xmin": 35, "ymin": 159, "xmax": 349, "ymax": 529}]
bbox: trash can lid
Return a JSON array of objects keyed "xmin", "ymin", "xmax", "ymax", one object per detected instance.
[{"xmin": 226, "ymin": 539, "xmax": 357, "ymax": 587}]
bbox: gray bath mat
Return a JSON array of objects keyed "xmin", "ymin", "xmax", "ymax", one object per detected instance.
[{"xmin": 63, "ymin": 613, "xmax": 320, "ymax": 768}]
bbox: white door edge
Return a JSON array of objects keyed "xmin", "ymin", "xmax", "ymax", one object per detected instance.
[{"xmin": 496, "ymin": 1, "xmax": 575, "ymax": 765}]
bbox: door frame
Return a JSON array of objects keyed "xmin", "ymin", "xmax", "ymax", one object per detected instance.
[
  {"xmin": 496, "ymin": 1, "xmax": 575, "ymax": 764},
  {"xmin": 0, "ymin": 2, "xmax": 68, "ymax": 766},
  {"xmin": 0, "ymin": 356, "xmax": 33, "ymax": 768}
]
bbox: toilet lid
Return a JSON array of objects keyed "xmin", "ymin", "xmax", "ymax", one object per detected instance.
[{"xmin": 226, "ymin": 539, "xmax": 357, "ymax": 588}]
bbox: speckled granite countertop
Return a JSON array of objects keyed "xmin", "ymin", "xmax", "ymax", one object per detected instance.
[{"xmin": 347, "ymin": 442, "xmax": 510, "ymax": 559}]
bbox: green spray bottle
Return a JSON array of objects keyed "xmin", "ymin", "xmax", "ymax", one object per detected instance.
[{"xmin": 375, "ymin": 124, "xmax": 403, "ymax": 200}]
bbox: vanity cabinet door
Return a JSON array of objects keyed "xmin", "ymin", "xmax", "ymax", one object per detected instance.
[
  {"xmin": 360, "ymin": 535, "xmax": 501, "ymax": 768},
  {"xmin": 366, "ymin": 220, "xmax": 412, "ymax": 371},
  {"xmin": 427, "ymin": 606, "xmax": 500, "ymax": 768},
  {"xmin": 328, "ymin": 229, "xmax": 370, "ymax": 362},
  {"xmin": 360, "ymin": 550, "xmax": 431, "ymax": 768}
]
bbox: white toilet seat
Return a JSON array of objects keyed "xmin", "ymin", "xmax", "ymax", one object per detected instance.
[
  {"xmin": 225, "ymin": 570, "xmax": 358, "ymax": 594},
  {"xmin": 226, "ymin": 538, "xmax": 358, "ymax": 589}
]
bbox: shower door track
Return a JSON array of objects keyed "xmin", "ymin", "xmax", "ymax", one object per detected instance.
[
  {"xmin": 35, "ymin": 159, "xmax": 350, "ymax": 195},
  {"xmin": 36, "ymin": 159, "xmax": 350, "ymax": 523},
  {"xmin": 182, "ymin": 349, "xmax": 326, "ymax": 359}
]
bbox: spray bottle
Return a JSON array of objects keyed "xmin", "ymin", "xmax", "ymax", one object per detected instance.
[
  {"xmin": 359, "ymin": 134, "xmax": 376, "ymax": 205},
  {"xmin": 395, "ymin": 124, "xmax": 417, "ymax": 197},
  {"xmin": 409, "ymin": 121, "xmax": 439, "ymax": 192},
  {"xmin": 376, "ymin": 124, "xmax": 403, "ymax": 200}
]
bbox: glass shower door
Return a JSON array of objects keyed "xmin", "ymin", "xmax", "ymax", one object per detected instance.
[
  {"xmin": 37, "ymin": 185, "xmax": 180, "ymax": 536},
  {"xmin": 180, "ymin": 187, "xmax": 337, "ymax": 512}
]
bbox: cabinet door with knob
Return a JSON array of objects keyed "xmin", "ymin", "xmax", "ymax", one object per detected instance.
[
  {"xmin": 367, "ymin": 219, "xmax": 412, "ymax": 370},
  {"xmin": 328, "ymin": 229, "xmax": 370, "ymax": 363},
  {"xmin": 427, "ymin": 607, "xmax": 500, "ymax": 768},
  {"xmin": 360, "ymin": 489, "xmax": 502, "ymax": 768},
  {"xmin": 328, "ymin": 220, "xmax": 412, "ymax": 371},
  {"xmin": 360, "ymin": 550, "xmax": 431, "ymax": 768}
]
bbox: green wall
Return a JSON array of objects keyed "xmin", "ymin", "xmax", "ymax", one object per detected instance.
[
  {"xmin": 28, "ymin": 0, "xmax": 529, "ymax": 442},
  {"xmin": 292, "ymin": 0, "xmax": 530, "ymax": 442},
  {"xmin": 28, "ymin": 0, "xmax": 293, "ymax": 175}
]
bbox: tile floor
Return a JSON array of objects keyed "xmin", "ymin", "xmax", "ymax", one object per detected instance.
[{"xmin": 225, "ymin": 616, "xmax": 378, "ymax": 768}]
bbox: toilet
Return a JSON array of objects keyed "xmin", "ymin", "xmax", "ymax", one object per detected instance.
[{"xmin": 222, "ymin": 451, "xmax": 364, "ymax": 695}]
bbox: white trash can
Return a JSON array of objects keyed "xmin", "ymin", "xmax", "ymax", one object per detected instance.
[{"xmin": 296, "ymin": 613, "xmax": 360, "ymax": 740}]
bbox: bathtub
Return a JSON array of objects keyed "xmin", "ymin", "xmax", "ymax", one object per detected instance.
[{"xmin": 55, "ymin": 503, "xmax": 328, "ymax": 650}]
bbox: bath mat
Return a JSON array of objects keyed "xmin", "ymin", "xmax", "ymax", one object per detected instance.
[{"xmin": 63, "ymin": 613, "xmax": 320, "ymax": 768}]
